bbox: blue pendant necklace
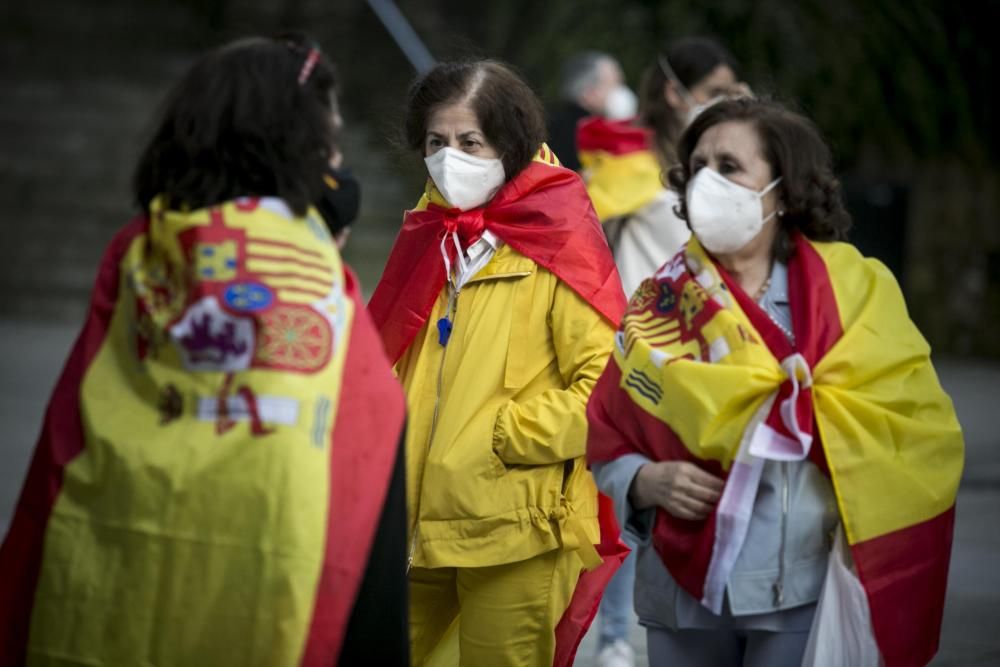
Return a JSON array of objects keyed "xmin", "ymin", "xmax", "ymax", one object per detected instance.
[{"xmin": 437, "ymin": 283, "xmax": 458, "ymax": 347}]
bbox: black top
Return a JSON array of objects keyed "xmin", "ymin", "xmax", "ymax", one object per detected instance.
[
  {"xmin": 337, "ymin": 424, "xmax": 409, "ymax": 666},
  {"xmin": 546, "ymin": 101, "xmax": 591, "ymax": 172}
]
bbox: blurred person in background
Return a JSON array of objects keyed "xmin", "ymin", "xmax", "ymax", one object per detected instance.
[
  {"xmin": 640, "ymin": 36, "xmax": 751, "ymax": 170},
  {"xmin": 368, "ymin": 59, "xmax": 628, "ymax": 666},
  {"xmin": 580, "ymin": 36, "xmax": 750, "ymax": 299},
  {"xmin": 316, "ymin": 158, "xmax": 361, "ymax": 249},
  {"xmin": 315, "ymin": 103, "xmax": 363, "ymax": 250},
  {"xmin": 587, "ymin": 98, "xmax": 963, "ymax": 667},
  {"xmin": 547, "ymin": 50, "xmax": 637, "ymax": 171},
  {"xmin": 578, "ymin": 36, "xmax": 749, "ymax": 667},
  {"xmin": 0, "ymin": 33, "xmax": 407, "ymax": 667}
]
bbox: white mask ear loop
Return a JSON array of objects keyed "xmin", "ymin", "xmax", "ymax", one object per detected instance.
[
  {"xmin": 658, "ymin": 55, "xmax": 697, "ymax": 107},
  {"xmin": 453, "ymin": 231, "xmax": 469, "ymax": 275},
  {"xmin": 759, "ymin": 177, "xmax": 783, "ymax": 224},
  {"xmin": 439, "ymin": 232, "xmax": 453, "ymax": 288},
  {"xmin": 439, "ymin": 229, "xmax": 469, "ymax": 290}
]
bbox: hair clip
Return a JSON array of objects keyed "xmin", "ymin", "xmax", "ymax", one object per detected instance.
[{"xmin": 297, "ymin": 46, "xmax": 321, "ymax": 86}]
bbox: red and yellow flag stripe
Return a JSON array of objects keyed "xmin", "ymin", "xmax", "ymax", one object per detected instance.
[
  {"xmin": 588, "ymin": 234, "xmax": 963, "ymax": 667},
  {"xmin": 0, "ymin": 200, "xmax": 404, "ymax": 665},
  {"xmin": 576, "ymin": 117, "xmax": 664, "ymax": 221}
]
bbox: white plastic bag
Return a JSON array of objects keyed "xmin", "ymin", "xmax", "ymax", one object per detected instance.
[{"xmin": 801, "ymin": 527, "xmax": 883, "ymax": 667}]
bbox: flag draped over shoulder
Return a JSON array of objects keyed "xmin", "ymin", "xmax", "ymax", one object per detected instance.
[
  {"xmin": 369, "ymin": 145, "xmax": 627, "ymax": 364},
  {"xmin": 0, "ymin": 198, "xmax": 405, "ymax": 666},
  {"xmin": 587, "ymin": 234, "xmax": 963, "ymax": 667},
  {"xmin": 577, "ymin": 117, "xmax": 664, "ymax": 222}
]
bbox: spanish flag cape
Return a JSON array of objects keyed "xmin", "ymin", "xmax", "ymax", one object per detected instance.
[
  {"xmin": 0, "ymin": 197, "xmax": 405, "ymax": 666},
  {"xmin": 369, "ymin": 145, "xmax": 625, "ymax": 365},
  {"xmin": 368, "ymin": 147, "xmax": 628, "ymax": 666},
  {"xmin": 576, "ymin": 117, "xmax": 664, "ymax": 222},
  {"xmin": 587, "ymin": 234, "xmax": 963, "ymax": 667}
]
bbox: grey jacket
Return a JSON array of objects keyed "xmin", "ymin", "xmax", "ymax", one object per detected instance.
[{"xmin": 591, "ymin": 262, "xmax": 839, "ymax": 630}]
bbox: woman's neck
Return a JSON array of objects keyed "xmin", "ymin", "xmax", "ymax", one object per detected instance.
[{"xmin": 714, "ymin": 236, "xmax": 775, "ymax": 299}]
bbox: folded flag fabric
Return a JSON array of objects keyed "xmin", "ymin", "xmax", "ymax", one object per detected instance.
[
  {"xmin": 0, "ymin": 197, "xmax": 405, "ymax": 666},
  {"xmin": 587, "ymin": 234, "xmax": 963, "ymax": 667},
  {"xmin": 577, "ymin": 116, "xmax": 664, "ymax": 222}
]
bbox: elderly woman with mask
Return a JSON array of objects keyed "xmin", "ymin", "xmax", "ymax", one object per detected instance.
[
  {"xmin": 586, "ymin": 98, "xmax": 963, "ymax": 667},
  {"xmin": 368, "ymin": 60, "xmax": 627, "ymax": 666},
  {"xmin": 578, "ymin": 40, "xmax": 750, "ymax": 666},
  {"xmin": 575, "ymin": 36, "xmax": 750, "ymax": 667}
]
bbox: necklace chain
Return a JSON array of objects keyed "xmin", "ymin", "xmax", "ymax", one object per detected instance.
[
  {"xmin": 752, "ymin": 276, "xmax": 795, "ymax": 344},
  {"xmin": 753, "ymin": 277, "xmax": 772, "ymax": 302},
  {"xmin": 766, "ymin": 312, "xmax": 796, "ymax": 345}
]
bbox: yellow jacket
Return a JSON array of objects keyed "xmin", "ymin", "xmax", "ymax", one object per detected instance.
[{"xmin": 398, "ymin": 244, "xmax": 615, "ymax": 569}]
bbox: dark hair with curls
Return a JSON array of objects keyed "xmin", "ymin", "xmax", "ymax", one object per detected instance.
[
  {"xmin": 133, "ymin": 32, "xmax": 337, "ymax": 217},
  {"xmin": 667, "ymin": 97, "xmax": 851, "ymax": 260},
  {"xmin": 404, "ymin": 60, "xmax": 546, "ymax": 179},
  {"xmin": 639, "ymin": 36, "xmax": 740, "ymax": 167}
]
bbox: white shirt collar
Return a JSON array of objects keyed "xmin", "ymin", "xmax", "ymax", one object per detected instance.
[{"xmin": 466, "ymin": 229, "xmax": 500, "ymax": 261}]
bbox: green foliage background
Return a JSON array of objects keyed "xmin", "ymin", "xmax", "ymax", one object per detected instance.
[{"xmin": 1, "ymin": 0, "xmax": 997, "ymax": 354}]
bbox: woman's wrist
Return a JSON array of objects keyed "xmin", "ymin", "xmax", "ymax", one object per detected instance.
[{"xmin": 628, "ymin": 463, "xmax": 653, "ymax": 510}]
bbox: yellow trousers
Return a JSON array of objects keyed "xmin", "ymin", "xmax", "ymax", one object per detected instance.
[{"xmin": 410, "ymin": 549, "xmax": 583, "ymax": 667}]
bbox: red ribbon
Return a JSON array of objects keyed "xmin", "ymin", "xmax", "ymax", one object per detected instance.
[{"xmin": 439, "ymin": 208, "xmax": 486, "ymax": 248}]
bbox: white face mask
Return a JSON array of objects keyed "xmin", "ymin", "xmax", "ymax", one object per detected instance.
[
  {"xmin": 686, "ymin": 167, "xmax": 782, "ymax": 254},
  {"xmin": 685, "ymin": 95, "xmax": 727, "ymax": 127},
  {"xmin": 604, "ymin": 85, "xmax": 638, "ymax": 120},
  {"xmin": 424, "ymin": 147, "xmax": 506, "ymax": 211}
]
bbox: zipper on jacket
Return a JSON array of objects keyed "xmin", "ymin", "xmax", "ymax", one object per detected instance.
[
  {"xmin": 407, "ymin": 285, "xmax": 459, "ymax": 573},
  {"xmin": 773, "ymin": 461, "xmax": 789, "ymax": 607}
]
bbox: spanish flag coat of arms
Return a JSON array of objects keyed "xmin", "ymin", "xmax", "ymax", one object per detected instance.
[{"xmin": 0, "ymin": 197, "xmax": 405, "ymax": 666}]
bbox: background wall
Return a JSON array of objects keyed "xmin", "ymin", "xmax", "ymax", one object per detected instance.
[{"xmin": 1, "ymin": 0, "xmax": 997, "ymax": 355}]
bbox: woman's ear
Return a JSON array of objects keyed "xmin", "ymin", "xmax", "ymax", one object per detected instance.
[{"xmin": 663, "ymin": 81, "xmax": 687, "ymax": 112}]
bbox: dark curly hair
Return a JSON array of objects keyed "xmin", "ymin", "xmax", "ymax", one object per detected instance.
[
  {"xmin": 133, "ymin": 32, "xmax": 337, "ymax": 217},
  {"xmin": 403, "ymin": 60, "xmax": 546, "ymax": 179},
  {"xmin": 667, "ymin": 97, "xmax": 851, "ymax": 260}
]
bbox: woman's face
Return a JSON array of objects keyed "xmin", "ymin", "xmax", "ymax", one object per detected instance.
[
  {"xmin": 688, "ymin": 64, "xmax": 740, "ymax": 105},
  {"xmin": 666, "ymin": 64, "xmax": 748, "ymax": 119},
  {"xmin": 689, "ymin": 120, "xmax": 780, "ymax": 217},
  {"xmin": 424, "ymin": 100, "xmax": 500, "ymax": 159}
]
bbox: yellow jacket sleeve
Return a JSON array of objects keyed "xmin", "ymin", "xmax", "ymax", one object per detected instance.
[{"xmin": 492, "ymin": 280, "xmax": 617, "ymax": 466}]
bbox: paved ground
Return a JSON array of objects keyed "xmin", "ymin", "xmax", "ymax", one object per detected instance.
[{"xmin": 1, "ymin": 319, "xmax": 997, "ymax": 665}]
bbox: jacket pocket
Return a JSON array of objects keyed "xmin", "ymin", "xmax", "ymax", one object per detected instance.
[
  {"xmin": 634, "ymin": 545, "xmax": 680, "ymax": 628},
  {"xmin": 488, "ymin": 421, "xmax": 508, "ymax": 478},
  {"xmin": 489, "ymin": 451, "xmax": 513, "ymax": 481}
]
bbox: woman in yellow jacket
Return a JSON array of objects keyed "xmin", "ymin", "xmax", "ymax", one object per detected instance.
[{"xmin": 369, "ymin": 60, "xmax": 627, "ymax": 666}]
